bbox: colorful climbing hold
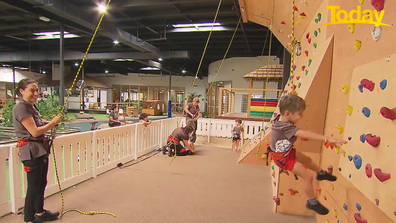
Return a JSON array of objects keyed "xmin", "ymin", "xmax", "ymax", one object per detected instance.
[
  {"xmin": 375, "ymin": 199, "xmax": 379, "ymax": 206},
  {"xmin": 348, "ymin": 136, "xmax": 352, "ymax": 140},
  {"xmin": 324, "ymin": 196, "xmax": 327, "ymax": 200},
  {"xmin": 343, "ymin": 203, "xmax": 348, "ymax": 211},
  {"xmin": 349, "ymin": 174, "xmax": 352, "ymax": 178},
  {"xmin": 336, "ymin": 125, "xmax": 344, "ymax": 134},
  {"xmin": 371, "ymin": 0, "xmax": 385, "ymax": 11},
  {"xmin": 305, "ymin": 50, "xmax": 308, "ymax": 57},
  {"xmin": 348, "ymin": 23, "xmax": 356, "ymax": 33},
  {"xmin": 360, "ymin": 134, "xmax": 366, "ymax": 143},
  {"xmin": 354, "ymin": 213, "xmax": 367, "ymax": 223},
  {"xmin": 305, "ymin": 70, "xmax": 309, "ymax": 75},
  {"xmin": 301, "ymin": 66, "xmax": 305, "ymax": 71},
  {"xmin": 316, "ymin": 188, "xmax": 322, "ymax": 195},
  {"xmin": 281, "ymin": 21, "xmax": 286, "ymax": 25},
  {"xmin": 289, "ymin": 189, "xmax": 299, "ymax": 195},
  {"xmin": 278, "ymin": 30, "xmax": 283, "ymax": 33},
  {"xmin": 365, "ymin": 163, "xmax": 373, "ymax": 178},
  {"xmin": 358, "ymin": 84, "xmax": 364, "ymax": 92},
  {"xmin": 308, "ymin": 38, "xmax": 312, "ymax": 44},
  {"xmin": 380, "ymin": 107, "xmax": 396, "ymax": 120},
  {"xmin": 308, "ymin": 59, "xmax": 312, "ymax": 66},
  {"xmin": 365, "ymin": 134, "xmax": 381, "ymax": 147},
  {"xmin": 333, "ymin": 209, "xmax": 338, "ymax": 218},
  {"xmin": 374, "ymin": 168, "xmax": 391, "ymax": 182},
  {"xmin": 313, "ymin": 43, "xmax": 317, "ymax": 48},
  {"xmin": 362, "ymin": 107, "xmax": 370, "ymax": 117},
  {"xmin": 346, "ymin": 105, "xmax": 353, "ymax": 116},
  {"xmin": 338, "ymin": 167, "xmax": 342, "ymax": 171},
  {"xmin": 348, "ymin": 155, "xmax": 353, "ymax": 161},
  {"xmin": 314, "ymin": 30, "xmax": 318, "ymax": 37},
  {"xmin": 296, "ymin": 76, "xmax": 301, "ymax": 80},
  {"xmin": 342, "ymin": 150, "xmax": 347, "ymax": 157},
  {"xmin": 300, "ymin": 12, "xmax": 307, "ymax": 18},
  {"xmin": 353, "ymin": 154, "xmax": 363, "ymax": 169},
  {"xmin": 298, "ymin": 83, "xmax": 301, "ymax": 88},
  {"xmin": 380, "ymin": 79, "xmax": 387, "ymax": 90},
  {"xmin": 279, "ymin": 193, "xmax": 284, "ymax": 196},
  {"xmin": 356, "ymin": 203, "xmax": 362, "ymax": 211},
  {"xmin": 361, "ymin": 79, "xmax": 375, "ymax": 91},
  {"xmin": 272, "ymin": 165, "xmax": 274, "ymax": 170},
  {"xmin": 335, "ymin": 146, "xmax": 340, "ymax": 154},
  {"xmin": 317, "ymin": 13, "xmax": 322, "ymax": 22},
  {"xmin": 293, "ymin": 6, "xmax": 298, "ymax": 11},
  {"xmin": 358, "ymin": 0, "xmax": 365, "ymax": 4},
  {"xmin": 342, "ymin": 85, "xmax": 350, "ymax": 94},
  {"xmin": 330, "ymin": 184, "xmax": 335, "ymax": 190},
  {"xmin": 372, "ymin": 26, "xmax": 382, "ymax": 41},
  {"xmin": 354, "ymin": 40, "xmax": 362, "ymax": 51}
]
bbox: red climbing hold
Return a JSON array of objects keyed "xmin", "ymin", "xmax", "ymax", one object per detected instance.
[
  {"xmin": 301, "ymin": 137, "xmax": 308, "ymax": 141},
  {"xmin": 294, "ymin": 6, "xmax": 298, "ymax": 11},
  {"xmin": 324, "ymin": 141, "xmax": 335, "ymax": 149},
  {"xmin": 365, "ymin": 134, "xmax": 381, "ymax": 147},
  {"xmin": 316, "ymin": 188, "xmax": 322, "ymax": 195},
  {"xmin": 300, "ymin": 12, "xmax": 307, "ymax": 17},
  {"xmin": 374, "ymin": 168, "xmax": 391, "ymax": 182},
  {"xmin": 293, "ymin": 85, "xmax": 297, "ymax": 90},
  {"xmin": 354, "ymin": 213, "xmax": 368, "ymax": 223},
  {"xmin": 308, "ymin": 38, "xmax": 312, "ymax": 44},
  {"xmin": 323, "ymin": 196, "xmax": 327, "ymax": 200},
  {"xmin": 301, "ymin": 66, "xmax": 306, "ymax": 71},
  {"xmin": 296, "ymin": 76, "xmax": 301, "ymax": 80},
  {"xmin": 306, "ymin": 32, "xmax": 310, "ymax": 39},
  {"xmin": 289, "ymin": 189, "xmax": 299, "ymax": 195},
  {"xmin": 281, "ymin": 21, "xmax": 286, "ymax": 25},
  {"xmin": 279, "ymin": 193, "xmax": 284, "ymax": 196},
  {"xmin": 273, "ymin": 196, "xmax": 280, "ymax": 205},
  {"xmin": 365, "ymin": 163, "xmax": 373, "ymax": 178},
  {"xmin": 371, "ymin": 0, "xmax": 385, "ymax": 11},
  {"xmin": 380, "ymin": 107, "xmax": 396, "ymax": 120},
  {"xmin": 360, "ymin": 79, "xmax": 375, "ymax": 91},
  {"xmin": 305, "ymin": 50, "xmax": 309, "ymax": 57}
]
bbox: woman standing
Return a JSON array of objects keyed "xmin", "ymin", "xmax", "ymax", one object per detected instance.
[{"xmin": 13, "ymin": 79, "xmax": 62, "ymax": 223}]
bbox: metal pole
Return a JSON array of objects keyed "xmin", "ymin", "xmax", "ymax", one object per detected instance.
[
  {"xmin": 82, "ymin": 65, "xmax": 85, "ymax": 112},
  {"xmin": 167, "ymin": 72, "xmax": 172, "ymax": 118},
  {"xmin": 12, "ymin": 66, "xmax": 16, "ymax": 101},
  {"xmin": 59, "ymin": 24, "xmax": 65, "ymax": 106}
]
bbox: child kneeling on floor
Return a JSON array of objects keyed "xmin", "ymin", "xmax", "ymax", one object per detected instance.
[{"xmin": 269, "ymin": 93, "xmax": 347, "ymax": 215}]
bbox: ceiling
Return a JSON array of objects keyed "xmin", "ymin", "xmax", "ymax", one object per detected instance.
[{"xmin": 0, "ymin": 0, "xmax": 283, "ymax": 77}]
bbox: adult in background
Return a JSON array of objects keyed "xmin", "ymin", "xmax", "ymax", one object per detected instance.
[
  {"xmin": 13, "ymin": 79, "xmax": 62, "ymax": 223},
  {"xmin": 165, "ymin": 124, "xmax": 196, "ymax": 156},
  {"xmin": 184, "ymin": 97, "xmax": 201, "ymax": 144},
  {"xmin": 109, "ymin": 104, "xmax": 122, "ymax": 127}
]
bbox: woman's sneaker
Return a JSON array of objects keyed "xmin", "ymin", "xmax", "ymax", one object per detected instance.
[
  {"xmin": 33, "ymin": 210, "xmax": 59, "ymax": 222},
  {"xmin": 306, "ymin": 201, "xmax": 329, "ymax": 215}
]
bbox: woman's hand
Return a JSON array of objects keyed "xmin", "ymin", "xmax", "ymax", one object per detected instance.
[{"xmin": 51, "ymin": 114, "xmax": 62, "ymax": 126}]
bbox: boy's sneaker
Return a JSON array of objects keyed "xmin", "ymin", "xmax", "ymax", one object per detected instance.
[
  {"xmin": 306, "ymin": 201, "xmax": 329, "ymax": 215},
  {"xmin": 168, "ymin": 150, "xmax": 174, "ymax": 157},
  {"xmin": 316, "ymin": 170, "xmax": 337, "ymax": 181},
  {"xmin": 33, "ymin": 210, "xmax": 59, "ymax": 222}
]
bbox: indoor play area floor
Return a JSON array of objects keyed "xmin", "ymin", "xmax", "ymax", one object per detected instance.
[{"xmin": 0, "ymin": 145, "xmax": 315, "ymax": 223}]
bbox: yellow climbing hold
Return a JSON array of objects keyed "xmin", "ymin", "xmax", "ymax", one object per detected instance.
[
  {"xmin": 354, "ymin": 40, "xmax": 362, "ymax": 51},
  {"xmin": 342, "ymin": 85, "xmax": 350, "ymax": 94},
  {"xmin": 342, "ymin": 150, "xmax": 347, "ymax": 157},
  {"xmin": 330, "ymin": 184, "xmax": 335, "ymax": 190},
  {"xmin": 336, "ymin": 125, "xmax": 344, "ymax": 134},
  {"xmin": 326, "ymin": 221, "xmax": 330, "ymax": 223},
  {"xmin": 358, "ymin": 0, "xmax": 365, "ymax": 4},
  {"xmin": 333, "ymin": 209, "xmax": 338, "ymax": 218},
  {"xmin": 261, "ymin": 154, "xmax": 267, "ymax": 159},
  {"xmin": 346, "ymin": 105, "xmax": 353, "ymax": 116},
  {"xmin": 335, "ymin": 146, "xmax": 340, "ymax": 154},
  {"xmin": 296, "ymin": 20, "xmax": 302, "ymax": 25},
  {"xmin": 348, "ymin": 23, "xmax": 355, "ymax": 34}
]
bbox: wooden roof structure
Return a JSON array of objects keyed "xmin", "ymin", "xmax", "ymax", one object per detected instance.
[{"xmin": 243, "ymin": 64, "xmax": 283, "ymax": 80}]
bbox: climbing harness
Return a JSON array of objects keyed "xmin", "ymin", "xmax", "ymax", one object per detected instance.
[{"xmin": 48, "ymin": 0, "xmax": 116, "ymax": 218}]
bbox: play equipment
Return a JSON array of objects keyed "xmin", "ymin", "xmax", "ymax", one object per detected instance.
[
  {"xmin": 249, "ymin": 98, "xmax": 278, "ymax": 118},
  {"xmin": 142, "ymin": 100, "xmax": 166, "ymax": 115}
]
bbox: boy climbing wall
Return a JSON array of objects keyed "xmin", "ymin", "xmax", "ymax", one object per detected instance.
[{"xmin": 269, "ymin": 93, "xmax": 347, "ymax": 215}]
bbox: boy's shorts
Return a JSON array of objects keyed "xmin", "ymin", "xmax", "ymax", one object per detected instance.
[
  {"xmin": 270, "ymin": 148, "xmax": 297, "ymax": 171},
  {"xmin": 232, "ymin": 136, "xmax": 241, "ymax": 142}
]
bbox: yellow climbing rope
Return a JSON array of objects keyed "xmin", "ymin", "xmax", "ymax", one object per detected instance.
[
  {"xmin": 289, "ymin": 0, "xmax": 297, "ymax": 93},
  {"xmin": 49, "ymin": 0, "xmax": 116, "ymax": 218}
]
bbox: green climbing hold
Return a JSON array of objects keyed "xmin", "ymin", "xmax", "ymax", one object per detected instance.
[
  {"xmin": 308, "ymin": 59, "xmax": 312, "ymax": 66},
  {"xmin": 298, "ymin": 83, "xmax": 302, "ymax": 88},
  {"xmin": 272, "ymin": 165, "xmax": 275, "ymax": 170},
  {"xmin": 313, "ymin": 43, "xmax": 317, "ymax": 48},
  {"xmin": 305, "ymin": 70, "xmax": 309, "ymax": 75},
  {"xmin": 315, "ymin": 19, "xmax": 319, "ymax": 23},
  {"xmin": 318, "ymin": 13, "xmax": 322, "ymax": 22},
  {"xmin": 314, "ymin": 30, "xmax": 318, "ymax": 37}
]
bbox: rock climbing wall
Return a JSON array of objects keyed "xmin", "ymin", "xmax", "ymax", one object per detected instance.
[{"xmin": 238, "ymin": 0, "xmax": 396, "ymax": 222}]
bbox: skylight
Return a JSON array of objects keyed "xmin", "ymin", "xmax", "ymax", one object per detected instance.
[
  {"xmin": 140, "ymin": 67, "xmax": 160, "ymax": 71},
  {"xmin": 172, "ymin": 22, "xmax": 221, "ymax": 28},
  {"xmin": 32, "ymin": 31, "xmax": 80, "ymax": 40},
  {"xmin": 113, "ymin": 59, "xmax": 134, "ymax": 62},
  {"xmin": 168, "ymin": 26, "xmax": 231, "ymax": 33}
]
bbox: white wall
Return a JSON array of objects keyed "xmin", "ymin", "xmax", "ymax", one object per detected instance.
[
  {"xmin": 207, "ymin": 56, "xmax": 281, "ymax": 112},
  {"xmin": 88, "ymin": 73, "xmax": 208, "ymax": 111},
  {"xmin": 0, "ymin": 67, "xmax": 44, "ymax": 83}
]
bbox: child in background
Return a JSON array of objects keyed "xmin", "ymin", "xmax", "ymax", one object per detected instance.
[
  {"xmin": 269, "ymin": 93, "xmax": 347, "ymax": 215},
  {"xmin": 108, "ymin": 105, "xmax": 121, "ymax": 127},
  {"xmin": 139, "ymin": 113, "xmax": 152, "ymax": 127},
  {"xmin": 232, "ymin": 119, "xmax": 244, "ymax": 151}
]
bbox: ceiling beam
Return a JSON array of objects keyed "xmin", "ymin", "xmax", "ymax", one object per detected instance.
[
  {"xmin": 5, "ymin": 0, "xmax": 165, "ymax": 56},
  {"xmin": 0, "ymin": 50, "xmax": 189, "ymax": 62},
  {"xmin": 111, "ymin": 0, "xmax": 220, "ymax": 7}
]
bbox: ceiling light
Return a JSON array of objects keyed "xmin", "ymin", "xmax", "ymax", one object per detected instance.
[
  {"xmin": 98, "ymin": 4, "xmax": 107, "ymax": 12},
  {"xmin": 14, "ymin": 67, "xmax": 28, "ymax": 70},
  {"xmin": 140, "ymin": 67, "xmax": 160, "ymax": 71},
  {"xmin": 113, "ymin": 58, "xmax": 134, "ymax": 62},
  {"xmin": 172, "ymin": 22, "xmax": 221, "ymax": 28},
  {"xmin": 74, "ymin": 63, "xmax": 79, "ymax": 66},
  {"xmin": 158, "ymin": 57, "xmax": 163, "ymax": 61},
  {"xmin": 39, "ymin": 16, "xmax": 50, "ymax": 22},
  {"xmin": 32, "ymin": 31, "xmax": 80, "ymax": 40},
  {"xmin": 113, "ymin": 40, "xmax": 119, "ymax": 44},
  {"xmin": 42, "ymin": 71, "xmax": 46, "ymax": 74},
  {"xmin": 168, "ymin": 26, "xmax": 231, "ymax": 33},
  {"xmin": 105, "ymin": 70, "xmax": 108, "ymax": 73},
  {"xmin": 182, "ymin": 70, "xmax": 186, "ymax": 73}
]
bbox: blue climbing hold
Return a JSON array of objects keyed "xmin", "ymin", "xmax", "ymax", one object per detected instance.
[
  {"xmin": 337, "ymin": 220, "xmax": 340, "ymax": 223},
  {"xmin": 349, "ymin": 174, "xmax": 352, "ymax": 178},
  {"xmin": 360, "ymin": 134, "xmax": 366, "ymax": 143},
  {"xmin": 338, "ymin": 167, "xmax": 342, "ymax": 171},
  {"xmin": 380, "ymin": 79, "xmax": 387, "ymax": 90},
  {"xmin": 358, "ymin": 84, "xmax": 364, "ymax": 92},
  {"xmin": 348, "ymin": 136, "xmax": 352, "ymax": 140},
  {"xmin": 348, "ymin": 155, "xmax": 353, "ymax": 161},
  {"xmin": 343, "ymin": 203, "xmax": 348, "ymax": 210},
  {"xmin": 353, "ymin": 155, "xmax": 362, "ymax": 169},
  {"xmin": 356, "ymin": 203, "xmax": 362, "ymax": 211},
  {"xmin": 362, "ymin": 107, "xmax": 371, "ymax": 117}
]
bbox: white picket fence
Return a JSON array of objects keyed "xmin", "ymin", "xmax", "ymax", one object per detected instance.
[{"xmin": 0, "ymin": 117, "xmax": 266, "ymax": 217}]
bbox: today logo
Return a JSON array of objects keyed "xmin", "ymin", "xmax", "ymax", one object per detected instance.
[{"xmin": 321, "ymin": 6, "xmax": 392, "ymax": 27}]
